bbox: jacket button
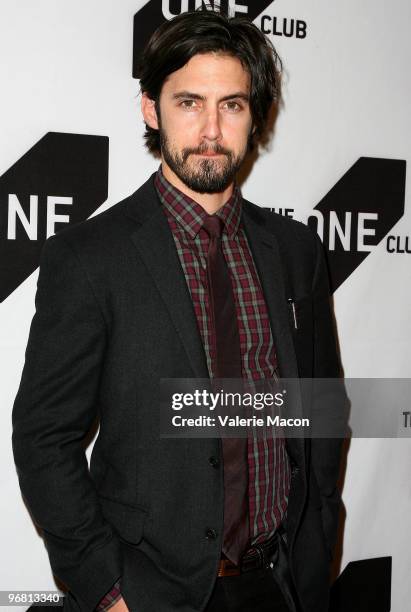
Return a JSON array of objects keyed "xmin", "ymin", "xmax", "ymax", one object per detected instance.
[
  {"xmin": 205, "ymin": 528, "xmax": 217, "ymax": 540},
  {"xmin": 289, "ymin": 458, "xmax": 299, "ymax": 477},
  {"xmin": 208, "ymin": 456, "xmax": 220, "ymax": 468}
]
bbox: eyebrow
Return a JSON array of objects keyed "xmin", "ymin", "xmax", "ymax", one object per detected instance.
[{"xmin": 172, "ymin": 91, "xmax": 250, "ymax": 103}]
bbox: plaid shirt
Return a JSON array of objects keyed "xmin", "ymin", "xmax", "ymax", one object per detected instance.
[{"xmin": 96, "ymin": 168, "xmax": 291, "ymax": 610}]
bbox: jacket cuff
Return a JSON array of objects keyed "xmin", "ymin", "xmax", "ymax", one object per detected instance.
[{"xmin": 58, "ymin": 536, "xmax": 122, "ymax": 611}]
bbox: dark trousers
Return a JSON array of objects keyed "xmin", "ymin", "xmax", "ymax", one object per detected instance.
[
  {"xmin": 204, "ymin": 566, "xmax": 291, "ymax": 611},
  {"xmin": 205, "ymin": 528, "xmax": 299, "ymax": 612}
]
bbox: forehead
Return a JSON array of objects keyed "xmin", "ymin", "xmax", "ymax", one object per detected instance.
[{"xmin": 162, "ymin": 52, "xmax": 251, "ymax": 96}]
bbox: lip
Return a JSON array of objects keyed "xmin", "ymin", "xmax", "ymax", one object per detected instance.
[{"xmin": 194, "ymin": 152, "xmax": 223, "ymax": 157}]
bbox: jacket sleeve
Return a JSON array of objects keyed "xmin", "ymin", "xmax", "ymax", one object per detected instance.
[
  {"xmin": 309, "ymin": 231, "xmax": 348, "ymax": 559},
  {"xmin": 12, "ymin": 234, "xmax": 122, "ymax": 611}
]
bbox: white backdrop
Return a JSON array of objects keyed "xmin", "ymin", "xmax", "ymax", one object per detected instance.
[{"xmin": 1, "ymin": 1, "xmax": 410, "ymax": 610}]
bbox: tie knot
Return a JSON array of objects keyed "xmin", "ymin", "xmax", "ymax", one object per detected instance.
[{"xmin": 203, "ymin": 215, "xmax": 224, "ymax": 239}]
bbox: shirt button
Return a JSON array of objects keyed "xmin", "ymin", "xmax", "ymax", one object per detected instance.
[
  {"xmin": 208, "ymin": 456, "xmax": 220, "ymax": 468},
  {"xmin": 205, "ymin": 528, "xmax": 217, "ymax": 540}
]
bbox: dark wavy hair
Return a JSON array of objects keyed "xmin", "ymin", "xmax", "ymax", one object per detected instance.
[{"xmin": 137, "ymin": 10, "xmax": 283, "ymax": 154}]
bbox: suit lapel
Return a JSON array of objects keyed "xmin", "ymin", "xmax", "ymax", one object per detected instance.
[
  {"xmin": 125, "ymin": 175, "xmax": 209, "ymax": 380},
  {"xmin": 241, "ymin": 201, "xmax": 298, "ymax": 378}
]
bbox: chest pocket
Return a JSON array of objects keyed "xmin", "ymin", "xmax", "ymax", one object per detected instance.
[{"xmin": 288, "ymin": 294, "xmax": 314, "ymax": 377}]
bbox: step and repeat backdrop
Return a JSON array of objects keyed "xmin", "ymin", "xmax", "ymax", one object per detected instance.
[{"xmin": 1, "ymin": 1, "xmax": 410, "ymax": 610}]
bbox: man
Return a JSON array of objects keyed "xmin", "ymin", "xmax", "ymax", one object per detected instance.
[{"xmin": 12, "ymin": 10, "xmax": 346, "ymax": 612}]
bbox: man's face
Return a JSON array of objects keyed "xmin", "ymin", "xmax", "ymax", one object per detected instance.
[{"xmin": 143, "ymin": 52, "xmax": 254, "ymax": 194}]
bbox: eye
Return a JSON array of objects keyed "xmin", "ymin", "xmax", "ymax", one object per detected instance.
[
  {"xmin": 223, "ymin": 100, "xmax": 243, "ymax": 112},
  {"xmin": 180, "ymin": 99, "xmax": 199, "ymax": 109}
]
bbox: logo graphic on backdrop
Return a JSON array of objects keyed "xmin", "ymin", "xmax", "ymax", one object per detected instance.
[
  {"xmin": 132, "ymin": 0, "xmax": 307, "ymax": 78},
  {"xmin": 270, "ymin": 157, "xmax": 407, "ymax": 293},
  {"xmin": 0, "ymin": 132, "xmax": 109, "ymax": 302},
  {"xmin": 260, "ymin": 1, "xmax": 307, "ymax": 40},
  {"xmin": 330, "ymin": 557, "xmax": 391, "ymax": 611},
  {"xmin": 308, "ymin": 157, "xmax": 406, "ymax": 292}
]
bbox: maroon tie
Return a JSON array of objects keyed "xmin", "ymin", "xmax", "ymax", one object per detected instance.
[{"xmin": 202, "ymin": 214, "xmax": 249, "ymax": 565}]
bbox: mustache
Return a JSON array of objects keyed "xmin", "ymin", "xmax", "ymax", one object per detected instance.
[{"xmin": 182, "ymin": 143, "xmax": 233, "ymax": 163}]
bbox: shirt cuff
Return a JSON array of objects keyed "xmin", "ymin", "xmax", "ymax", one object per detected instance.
[{"xmin": 95, "ymin": 578, "xmax": 122, "ymax": 611}]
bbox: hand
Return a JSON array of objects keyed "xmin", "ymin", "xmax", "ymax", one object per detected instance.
[{"xmin": 108, "ymin": 596, "xmax": 129, "ymax": 612}]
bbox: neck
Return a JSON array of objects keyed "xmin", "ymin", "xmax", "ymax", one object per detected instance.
[{"xmin": 161, "ymin": 160, "xmax": 234, "ymax": 215}]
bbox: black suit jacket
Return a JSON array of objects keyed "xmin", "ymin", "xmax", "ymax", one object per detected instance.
[{"xmin": 12, "ymin": 174, "xmax": 346, "ymax": 612}]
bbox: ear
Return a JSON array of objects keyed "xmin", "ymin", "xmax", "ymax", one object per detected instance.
[{"xmin": 141, "ymin": 93, "xmax": 159, "ymax": 130}]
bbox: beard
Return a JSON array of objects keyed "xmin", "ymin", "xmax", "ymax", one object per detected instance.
[{"xmin": 159, "ymin": 128, "xmax": 249, "ymax": 194}]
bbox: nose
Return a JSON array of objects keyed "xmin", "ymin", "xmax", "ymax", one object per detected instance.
[{"xmin": 200, "ymin": 106, "xmax": 222, "ymax": 143}]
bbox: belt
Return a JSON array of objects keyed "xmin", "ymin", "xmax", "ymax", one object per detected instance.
[{"xmin": 217, "ymin": 532, "xmax": 280, "ymax": 577}]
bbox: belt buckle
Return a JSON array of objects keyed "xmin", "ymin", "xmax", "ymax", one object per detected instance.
[
  {"xmin": 240, "ymin": 542, "xmax": 269, "ymax": 573},
  {"xmin": 241, "ymin": 534, "xmax": 279, "ymax": 573}
]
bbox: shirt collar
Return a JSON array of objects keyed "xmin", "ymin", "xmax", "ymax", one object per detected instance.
[{"xmin": 154, "ymin": 165, "xmax": 242, "ymax": 239}]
